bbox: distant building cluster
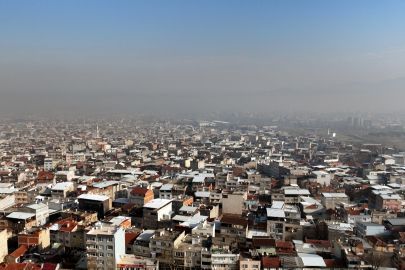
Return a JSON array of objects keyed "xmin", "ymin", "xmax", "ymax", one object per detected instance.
[
  {"xmin": 0, "ymin": 118, "xmax": 405, "ymax": 270},
  {"xmin": 347, "ymin": 117, "xmax": 373, "ymax": 127}
]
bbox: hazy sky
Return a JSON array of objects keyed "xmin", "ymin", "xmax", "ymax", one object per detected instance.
[{"xmin": 1, "ymin": 1, "xmax": 405, "ymax": 113}]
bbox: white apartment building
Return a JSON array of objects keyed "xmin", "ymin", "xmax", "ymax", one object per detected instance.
[{"xmin": 86, "ymin": 222, "xmax": 126, "ymax": 270}]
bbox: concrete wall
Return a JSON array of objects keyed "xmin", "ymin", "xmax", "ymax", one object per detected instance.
[
  {"xmin": 222, "ymin": 194, "xmax": 243, "ymax": 215},
  {"xmin": 0, "ymin": 229, "xmax": 7, "ymax": 262}
]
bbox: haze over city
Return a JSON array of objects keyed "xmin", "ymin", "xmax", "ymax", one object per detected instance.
[
  {"xmin": 1, "ymin": 1, "xmax": 405, "ymax": 114},
  {"xmin": 4, "ymin": 2, "xmax": 405, "ymax": 270}
]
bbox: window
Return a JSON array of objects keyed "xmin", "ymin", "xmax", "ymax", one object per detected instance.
[
  {"xmin": 73, "ymin": 235, "xmax": 77, "ymax": 239},
  {"xmin": 127, "ymin": 247, "xmax": 132, "ymax": 251},
  {"xmin": 106, "ymin": 238, "xmax": 113, "ymax": 242},
  {"xmin": 242, "ymin": 264, "xmax": 248, "ymax": 268},
  {"xmin": 107, "ymin": 253, "xmax": 113, "ymax": 257},
  {"xmin": 252, "ymin": 265, "xmax": 259, "ymax": 268},
  {"xmin": 98, "ymin": 246, "xmax": 104, "ymax": 250},
  {"xmin": 107, "ymin": 246, "xmax": 113, "ymax": 250}
]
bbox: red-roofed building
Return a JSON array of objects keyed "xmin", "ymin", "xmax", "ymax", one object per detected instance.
[
  {"xmin": 366, "ymin": 235, "xmax": 395, "ymax": 252},
  {"xmin": 125, "ymin": 232, "xmax": 139, "ymax": 254},
  {"xmin": 129, "ymin": 188, "xmax": 154, "ymax": 207},
  {"xmin": 47, "ymin": 218, "xmax": 84, "ymax": 249},
  {"xmin": 41, "ymin": 263, "xmax": 58, "ymax": 270},
  {"xmin": 252, "ymin": 236, "xmax": 276, "ymax": 255},
  {"xmin": 5, "ymin": 246, "xmax": 28, "ymax": 263},
  {"xmin": 324, "ymin": 259, "xmax": 347, "ymax": 269},
  {"xmin": 262, "ymin": 257, "xmax": 281, "ymax": 270},
  {"xmin": 0, "ymin": 262, "xmax": 42, "ymax": 270},
  {"xmin": 18, "ymin": 228, "xmax": 50, "ymax": 252},
  {"xmin": 275, "ymin": 241, "xmax": 294, "ymax": 254},
  {"xmin": 306, "ymin": 239, "xmax": 332, "ymax": 253}
]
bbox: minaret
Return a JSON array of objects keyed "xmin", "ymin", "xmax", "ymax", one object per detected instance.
[{"xmin": 97, "ymin": 124, "xmax": 99, "ymax": 138}]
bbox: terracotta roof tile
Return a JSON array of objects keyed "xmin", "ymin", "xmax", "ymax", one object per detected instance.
[
  {"xmin": 252, "ymin": 236, "xmax": 276, "ymax": 247},
  {"xmin": 324, "ymin": 259, "xmax": 347, "ymax": 268},
  {"xmin": 275, "ymin": 241, "xmax": 293, "ymax": 248},
  {"xmin": 220, "ymin": 215, "xmax": 248, "ymax": 226},
  {"xmin": 130, "ymin": 188, "xmax": 151, "ymax": 195},
  {"xmin": 9, "ymin": 245, "xmax": 28, "ymax": 258},
  {"xmin": 262, "ymin": 257, "xmax": 280, "ymax": 268},
  {"xmin": 125, "ymin": 233, "xmax": 139, "ymax": 244}
]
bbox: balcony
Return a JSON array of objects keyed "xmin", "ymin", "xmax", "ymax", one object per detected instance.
[
  {"xmin": 87, "ymin": 256, "xmax": 98, "ymax": 260},
  {"xmin": 86, "ymin": 240, "xmax": 98, "ymax": 245},
  {"xmin": 211, "ymin": 259, "xmax": 237, "ymax": 264},
  {"xmin": 86, "ymin": 249, "xmax": 98, "ymax": 253}
]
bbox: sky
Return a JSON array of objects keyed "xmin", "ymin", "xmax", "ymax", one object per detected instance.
[{"xmin": 1, "ymin": 1, "xmax": 405, "ymax": 113}]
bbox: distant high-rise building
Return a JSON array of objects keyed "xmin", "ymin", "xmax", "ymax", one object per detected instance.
[
  {"xmin": 353, "ymin": 117, "xmax": 363, "ymax": 127},
  {"xmin": 364, "ymin": 119, "xmax": 373, "ymax": 127},
  {"xmin": 347, "ymin": 117, "xmax": 353, "ymax": 126}
]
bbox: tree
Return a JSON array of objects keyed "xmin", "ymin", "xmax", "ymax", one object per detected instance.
[{"xmin": 361, "ymin": 251, "xmax": 390, "ymax": 270}]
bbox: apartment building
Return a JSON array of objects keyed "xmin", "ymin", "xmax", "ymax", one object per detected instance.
[
  {"xmin": 151, "ymin": 228, "xmax": 186, "ymax": 266},
  {"xmin": 142, "ymin": 199, "xmax": 172, "ymax": 230},
  {"xmin": 86, "ymin": 222, "xmax": 126, "ymax": 270},
  {"xmin": 266, "ymin": 207, "xmax": 285, "ymax": 241},
  {"xmin": 129, "ymin": 188, "xmax": 154, "ymax": 207},
  {"xmin": 78, "ymin": 194, "xmax": 111, "ymax": 219},
  {"xmin": 321, "ymin": 193, "xmax": 349, "ymax": 209},
  {"xmin": 375, "ymin": 193, "xmax": 402, "ymax": 212},
  {"xmin": 44, "ymin": 158, "xmax": 58, "ymax": 171},
  {"xmin": 51, "ymin": 182, "xmax": 74, "ymax": 198},
  {"xmin": 159, "ymin": 184, "xmax": 174, "ymax": 199},
  {"xmin": 211, "ymin": 253, "xmax": 240, "ymax": 270},
  {"xmin": 117, "ymin": 254, "xmax": 159, "ymax": 270},
  {"xmin": 18, "ymin": 227, "xmax": 50, "ymax": 251},
  {"xmin": 284, "ymin": 189, "xmax": 311, "ymax": 204},
  {"xmin": 21, "ymin": 203, "xmax": 49, "ymax": 226},
  {"xmin": 220, "ymin": 215, "xmax": 249, "ymax": 243},
  {"xmin": 132, "ymin": 230, "xmax": 155, "ymax": 258}
]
